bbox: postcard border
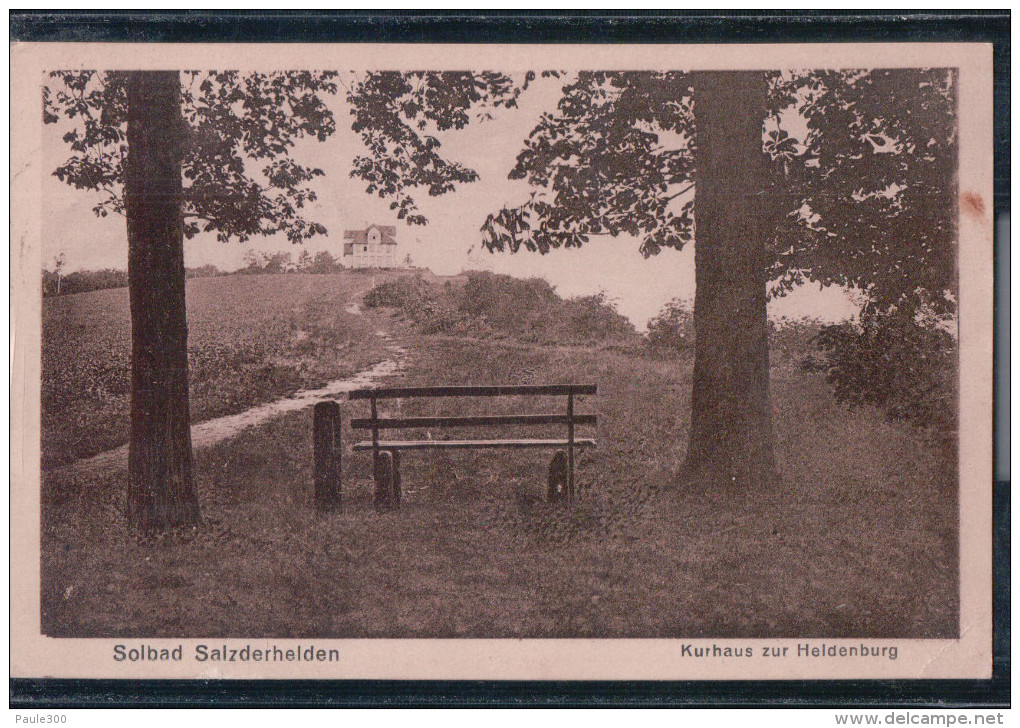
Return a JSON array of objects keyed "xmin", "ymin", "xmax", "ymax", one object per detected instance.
[{"xmin": 9, "ymin": 10, "xmax": 1010, "ymax": 708}]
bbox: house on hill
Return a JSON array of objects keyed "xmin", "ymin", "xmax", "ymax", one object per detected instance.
[{"xmin": 343, "ymin": 224, "xmax": 404, "ymax": 269}]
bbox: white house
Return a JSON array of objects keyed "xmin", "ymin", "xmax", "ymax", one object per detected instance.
[{"xmin": 342, "ymin": 224, "xmax": 402, "ymax": 269}]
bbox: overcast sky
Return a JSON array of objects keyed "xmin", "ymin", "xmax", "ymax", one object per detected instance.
[{"xmin": 41, "ymin": 73, "xmax": 856, "ymax": 329}]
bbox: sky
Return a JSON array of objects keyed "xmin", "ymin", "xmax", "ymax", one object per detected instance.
[{"xmin": 41, "ymin": 73, "xmax": 857, "ymax": 330}]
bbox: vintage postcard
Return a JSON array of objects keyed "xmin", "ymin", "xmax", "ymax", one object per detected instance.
[{"xmin": 10, "ymin": 41, "xmax": 993, "ymax": 681}]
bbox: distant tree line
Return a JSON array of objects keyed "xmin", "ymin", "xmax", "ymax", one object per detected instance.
[
  {"xmin": 42, "ymin": 266, "xmax": 128, "ymax": 297},
  {"xmin": 239, "ymin": 249, "xmax": 346, "ymax": 275},
  {"xmin": 42, "ymin": 263, "xmax": 227, "ymax": 297},
  {"xmin": 42, "ymin": 249, "xmax": 349, "ymax": 297}
]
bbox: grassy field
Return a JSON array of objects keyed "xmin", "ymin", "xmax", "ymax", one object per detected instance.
[
  {"xmin": 41, "ymin": 273, "xmax": 393, "ymax": 468},
  {"xmin": 40, "ymin": 271, "xmax": 958, "ymax": 638}
]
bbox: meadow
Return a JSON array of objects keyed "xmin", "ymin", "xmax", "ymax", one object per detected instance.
[
  {"xmin": 40, "ymin": 271, "xmax": 958, "ymax": 638},
  {"xmin": 41, "ymin": 273, "xmax": 392, "ymax": 468}
]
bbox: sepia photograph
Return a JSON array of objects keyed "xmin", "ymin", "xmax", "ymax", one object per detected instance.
[{"xmin": 10, "ymin": 39, "xmax": 994, "ymax": 682}]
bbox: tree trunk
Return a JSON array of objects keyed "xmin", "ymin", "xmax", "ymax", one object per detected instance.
[
  {"xmin": 683, "ymin": 71, "xmax": 778, "ymax": 489},
  {"xmin": 124, "ymin": 71, "xmax": 200, "ymax": 530}
]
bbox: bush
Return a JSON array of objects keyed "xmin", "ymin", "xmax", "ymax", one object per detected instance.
[
  {"xmin": 644, "ymin": 300, "xmax": 826, "ymax": 369},
  {"xmin": 363, "ymin": 275, "xmax": 468, "ymax": 334},
  {"xmin": 456, "ymin": 271, "xmax": 559, "ymax": 338},
  {"xmin": 814, "ymin": 307, "xmax": 957, "ymax": 431},
  {"xmin": 363, "ymin": 275, "xmax": 436, "ymax": 310},
  {"xmin": 305, "ymin": 251, "xmax": 345, "ymax": 274},
  {"xmin": 42, "ymin": 264, "xmax": 226, "ymax": 297},
  {"xmin": 364, "ymin": 271, "xmax": 638, "ymax": 346},
  {"xmin": 186, "ymin": 264, "xmax": 225, "ymax": 279},
  {"xmin": 239, "ymin": 250, "xmax": 313, "ymax": 275},
  {"xmin": 455, "ymin": 272, "xmax": 635, "ymax": 345},
  {"xmin": 768, "ymin": 316, "xmax": 825, "ymax": 365},
  {"xmin": 562, "ymin": 291, "xmax": 635, "ymax": 343},
  {"xmin": 645, "ymin": 298, "xmax": 695, "ymax": 355},
  {"xmin": 411, "ymin": 297, "xmax": 468, "ymax": 334}
]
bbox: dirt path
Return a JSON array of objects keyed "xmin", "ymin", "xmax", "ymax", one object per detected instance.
[{"xmin": 52, "ymin": 298, "xmax": 408, "ymax": 479}]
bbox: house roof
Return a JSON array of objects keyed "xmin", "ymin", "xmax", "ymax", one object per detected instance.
[{"xmin": 343, "ymin": 224, "xmax": 398, "ymax": 247}]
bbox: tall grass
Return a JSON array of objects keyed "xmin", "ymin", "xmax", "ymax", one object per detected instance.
[{"xmin": 41, "ymin": 325, "xmax": 958, "ymax": 638}]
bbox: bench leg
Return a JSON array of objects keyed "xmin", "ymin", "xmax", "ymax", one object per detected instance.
[
  {"xmin": 548, "ymin": 449, "xmax": 568, "ymax": 503},
  {"xmin": 374, "ymin": 450, "xmax": 400, "ymax": 513},
  {"xmin": 313, "ymin": 401, "xmax": 342, "ymax": 513},
  {"xmin": 374, "ymin": 450, "xmax": 393, "ymax": 513},
  {"xmin": 391, "ymin": 450, "xmax": 402, "ymax": 507}
]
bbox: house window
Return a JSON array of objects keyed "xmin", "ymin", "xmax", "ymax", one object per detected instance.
[{"xmin": 363, "ymin": 246, "xmax": 368, "ymax": 252}]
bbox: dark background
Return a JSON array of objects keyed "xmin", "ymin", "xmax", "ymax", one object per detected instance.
[{"xmin": 10, "ymin": 9, "xmax": 1009, "ymax": 709}]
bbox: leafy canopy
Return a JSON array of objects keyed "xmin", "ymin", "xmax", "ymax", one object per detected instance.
[
  {"xmin": 43, "ymin": 70, "xmax": 339, "ymax": 243},
  {"xmin": 485, "ymin": 71, "xmax": 696, "ymax": 257},
  {"xmin": 770, "ymin": 69, "xmax": 957, "ymax": 314},
  {"xmin": 347, "ymin": 70, "xmax": 558, "ymax": 226}
]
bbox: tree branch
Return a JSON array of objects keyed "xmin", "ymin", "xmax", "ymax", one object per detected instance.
[{"xmin": 663, "ymin": 182, "xmax": 695, "ymax": 202}]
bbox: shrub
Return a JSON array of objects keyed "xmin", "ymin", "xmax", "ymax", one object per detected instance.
[
  {"xmin": 42, "ymin": 268, "xmax": 130, "ymax": 297},
  {"xmin": 645, "ymin": 300, "xmax": 825, "ymax": 368},
  {"xmin": 364, "ymin": 275, "xmax": 469, "ymax": 334},
  {"xmin": 456, "ymin": 271, "xmax": 560, "ymax": 337},
  {"xmin": 238, "ymin": 250, "xmax": 310, "ymax": 275},
  {"xmin": 186, "ymin": 264, "xmax": 224, "ymax": 279},
  {"xmin": 768, "ymin": 316, "xmax": 825, "ymax": 365},
  {"xmin": 365, "ymin": 271, "xmax": 639, "ymax": 346},
  {"xmin": 561, "ymin": 291, "xmax": 635, "ymax": 343},
  {"xmin": 645, "ymin": 298, "xmax": 695, "ymax": 355},
  {"xmin": 454, "ymin": 272, "xmax": 635, "ymax": 345},
  {"xmin": 363, "ymin": 275, "xmax": 436, "ymax": 310},
  {"xmin": 814, "ymin": 307, "xmax": 957, "ymax": 431},
  {"xmin": 42, "ymin": 265, "xmax": 226, "ymax": 297},
  {"xmin": 305, "ymin": 250, "xmax": 345, "ymax": 274},
  {"xmin": 411, "ymin": 297, "xmax": 467, "ymax": 335}
]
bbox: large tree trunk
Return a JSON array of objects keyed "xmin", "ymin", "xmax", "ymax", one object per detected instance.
[
  {"xmin": 124, "ymin": 71, "xmax": 200, "ymax": 530},
  {"xmin": 683, "ymin": 71, "xmax": 778, "ymax": 489}
]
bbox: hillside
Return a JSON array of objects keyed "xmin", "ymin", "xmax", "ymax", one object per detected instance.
[
  {"xmin": 40, "ymin": 269, "xmax": 958, "ymax": 639},
  {"xmin": 41, "ymin": 273, "xmax": 394, "ymax": 468}
]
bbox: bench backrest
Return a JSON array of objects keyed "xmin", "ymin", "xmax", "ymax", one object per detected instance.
[
  {"xmin": 348, "ymin": 384, "xmax": 597, "ymax": 500},
  {"xmin": 349, "ymin": 384, "xmax": 596, "ymax": 399},
  {"xmin": 349, "ymin": 384, "xmax": 597, "ymax": 440}
]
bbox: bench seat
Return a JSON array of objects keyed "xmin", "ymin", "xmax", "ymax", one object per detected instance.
[{"xmin": 353, "ymin": 438, "xmax": 596, "ymax": 452}]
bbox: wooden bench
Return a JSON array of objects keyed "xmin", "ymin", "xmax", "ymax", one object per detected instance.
[{"xmin": 349, "ymin": 384, "xmax": 597, "ymax": 510}]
